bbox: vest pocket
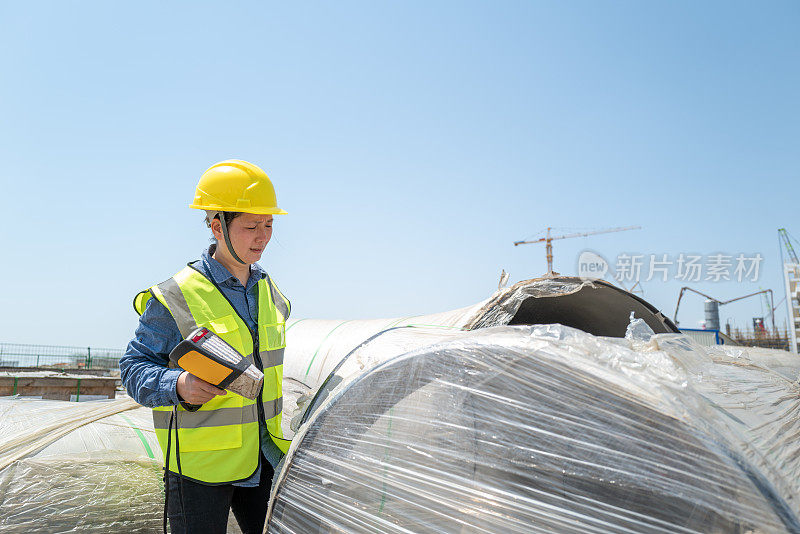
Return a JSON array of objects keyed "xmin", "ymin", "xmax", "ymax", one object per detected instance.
[
  {"xmin": 175, "ymin": 394, "xmax": 245, "ymax": 452},
  {"xmin": 205, "ymin": 314, "xmax": 239, "ymax": 335},
  {"xmin": 178, "ymin": 425, "xmax": 243, "ymax": 452},
  {"xmin": 261, "ymin": 322, "xmax": 286, "ymax": 349}
]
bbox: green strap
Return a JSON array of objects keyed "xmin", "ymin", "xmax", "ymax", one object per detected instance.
[
  {"xmin": 12, "ymin": 377, "xmax": 17, "ymax": 396},
  {"xmin": 385, "ymin": 316, "xmax": 413, "ymax": 328},
  {"xmin": 120, "ymin": 413, "xmax": 155, "ymax": 460},
  {"xmin": 286, "ymin": 318, "xmax": 309, "ymax": 333},
  {"xmin": 75, "ymin": 378, "xmax": 81, "ymax": 402},
  {"xmin": 304, "ymin": 320, "xmax": 354, "ymax": 379}
]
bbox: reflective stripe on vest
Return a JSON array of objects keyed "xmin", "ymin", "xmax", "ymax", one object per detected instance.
[
  {"xmin": 156, "ymin": 277, "xmax": 197, "ymax": 338},
  {"xmin": 266, "ymin": 275, "xmax": 290, "ymax": 325},
  {"xmin": 260, "ymin": 347, "xmax": 284, "ymax": 369},
  {"xmin": 152, "ymin": 398, "xmax": 283, "ymax": 429},
  {"xmin": 153, "ymin": 278, "xmax": 286, "ymax": 367},
  {"xmin": 141, "ymin": 265, "xmax": 290, "ymax": 484}
]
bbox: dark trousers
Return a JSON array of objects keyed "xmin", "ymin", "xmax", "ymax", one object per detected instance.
[{"xmin": 166, "ymin": 456, "xmax": 274, "ymax": 534}]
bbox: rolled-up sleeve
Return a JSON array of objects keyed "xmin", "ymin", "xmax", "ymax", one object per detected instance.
[{"xmin": 120, "ymin": 295, "xmax": 184, "ymax": 407}]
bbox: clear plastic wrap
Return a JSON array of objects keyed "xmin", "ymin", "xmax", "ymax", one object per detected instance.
[
  {"xmin": 0, "ymin": 397, "xmax": 164, "ymax": 533},
  {"xmin": 283, "ymin": 302, "xmax": 485, "ymax": 393},
  {"xmin": 463, "ymin": 277, "xmax": 589, "ymax": 329},
  {"xmin": 270, "ymin": 324, "xmax": 800, "ymax": 533},
  {"xmin": 463, "ymin": 277, "xmax": 678, "ymax": 336}
]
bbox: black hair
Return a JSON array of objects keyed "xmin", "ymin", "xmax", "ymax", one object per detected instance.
[{"xmin": 205, "ymin": 211, "xmax": 243, "ymax": 228}]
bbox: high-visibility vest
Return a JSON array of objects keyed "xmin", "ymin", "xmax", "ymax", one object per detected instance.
[{"xmin": 133, "ymin": 264, "xmax": 291, "ymax": 484}]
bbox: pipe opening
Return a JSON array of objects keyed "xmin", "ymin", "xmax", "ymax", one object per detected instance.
[{"xmin": 479, "ymin": 277, "xmax": 679, "ymax": 337}]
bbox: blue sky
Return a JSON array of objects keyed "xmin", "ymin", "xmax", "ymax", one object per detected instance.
[{"xmin": 1, "ymin": 1, "xmax": 798, "ymax": 347}]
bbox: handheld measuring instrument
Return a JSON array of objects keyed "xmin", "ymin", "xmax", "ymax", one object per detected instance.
[{"xmin": 168, "ymin": 327, "xmax": 264, "ymax": 400}]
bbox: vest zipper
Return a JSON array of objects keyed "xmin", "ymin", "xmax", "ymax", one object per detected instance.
[{"xmin": 252, "ymin": 329, "xmax": 268, "ymax": 451}]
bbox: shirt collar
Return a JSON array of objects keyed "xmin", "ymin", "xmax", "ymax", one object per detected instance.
[{"xmin": 201, "ymin": 244, "xmax": 267, "ymax": 289}]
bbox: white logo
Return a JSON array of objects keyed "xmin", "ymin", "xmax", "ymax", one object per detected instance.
[{"xmin": 577, "ymin": 250, "xmax": 610, "ymax": 281}]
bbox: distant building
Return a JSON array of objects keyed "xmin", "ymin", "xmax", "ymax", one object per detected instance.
[
  {"xmin": 784, "ymin": 263, "xmax": 800, "ymax": 354},
  {"xmin": 680, "ymin": 328, "xmax": 737, "ymax": 346}
]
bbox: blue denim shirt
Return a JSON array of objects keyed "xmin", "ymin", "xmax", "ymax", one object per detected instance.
[{"xmin": 120, "ymin": 244, "xmax": 286, "ymax": 485}]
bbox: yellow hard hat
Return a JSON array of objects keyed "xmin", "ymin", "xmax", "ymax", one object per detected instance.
[{"xmin": 190, "ymin": 159, "xmax": 288, "ymax": 215}]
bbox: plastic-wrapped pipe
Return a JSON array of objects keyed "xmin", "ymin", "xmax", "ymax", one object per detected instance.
[
  {"xmin": 270, "ymin": 325, "xmax": 800, "ymax": 533},
  {"xmin": 269, "ymin": 278, "xmax": 800, "ymax": 533},
  {"xmin": 0, "ymin": 398, "xmax": 163, "ymax": 533},
  {"xmin": 282, "ymin": 276, "xmax": 680, "ymax": 399}
]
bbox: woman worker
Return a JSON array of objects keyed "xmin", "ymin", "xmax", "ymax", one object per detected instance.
[{"xmin": 120, "ymin": 159, "xmax": 291, "ymax": 534}]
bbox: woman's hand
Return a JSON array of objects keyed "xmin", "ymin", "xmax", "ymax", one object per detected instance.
[{"xmin": 176, "ymin": 371, "xmax": 227, "ymax": 405}]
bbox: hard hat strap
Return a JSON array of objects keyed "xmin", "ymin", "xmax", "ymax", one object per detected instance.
[{"xmin": 219, "ymin": 213, "xmax": 247, "ymax": 265}]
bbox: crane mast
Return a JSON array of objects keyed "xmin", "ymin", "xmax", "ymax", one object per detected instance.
[{"xmin": 779, "ymin": 228, "xmax": 799, "ymax": 264}]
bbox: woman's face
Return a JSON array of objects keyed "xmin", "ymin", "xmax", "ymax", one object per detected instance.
[{"xmin": 212, "ymin": 213, "xmax": 273, "ymax": 265}]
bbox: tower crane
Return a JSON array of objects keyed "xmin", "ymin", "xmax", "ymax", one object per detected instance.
[
  {"xmin": 514, "ymin": 226, "xmax": 641, "ymax": 276},
  {"xmin": 778, "ymin": 228, "xmax": 799, "ymax": 264}
]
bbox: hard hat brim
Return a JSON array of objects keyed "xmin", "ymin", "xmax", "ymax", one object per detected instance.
[{"xmin": 190, "ymin": 204, "xmax": 288, "ymax": 215}]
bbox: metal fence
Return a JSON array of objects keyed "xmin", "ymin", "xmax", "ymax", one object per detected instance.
[{"xmin": 0, "ymin": 342, "xmax": 125, "ymax": 370}]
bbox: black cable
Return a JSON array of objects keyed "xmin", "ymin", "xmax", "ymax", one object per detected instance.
[
  {"xmin": 163, "ymin": 411, "xmax": 173, "ymax": 534},
  {"xmin": 174, "ymin": 405, "xmax": 187, "ymax": 528},
  {"xmin": 163, "ymin": 407, "xmax": 188, "ymax": 534}
]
